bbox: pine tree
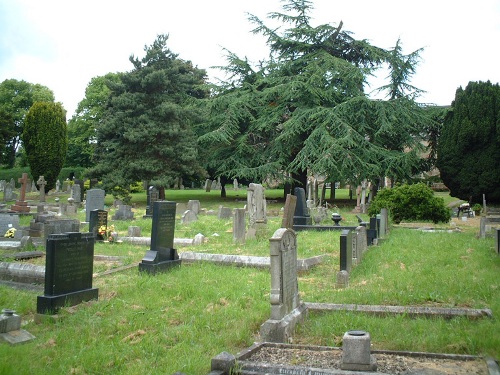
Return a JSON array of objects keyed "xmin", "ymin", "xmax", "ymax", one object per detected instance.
[{"xmin": 88, "ymin": 35, "xmax": 208, "ymax": 198}]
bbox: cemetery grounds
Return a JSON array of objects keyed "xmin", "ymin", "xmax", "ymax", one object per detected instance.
[{"xmin": 0, "ymin": 188, "xmax": 498, "ymax": 374}]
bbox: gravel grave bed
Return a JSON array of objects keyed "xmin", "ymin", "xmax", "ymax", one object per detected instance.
[{"xmin": 246, "ymin": 346, "xmax": 489, "ymax": 374}]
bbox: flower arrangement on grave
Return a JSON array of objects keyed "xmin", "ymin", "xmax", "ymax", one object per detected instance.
[
  {"xmin": 98, "ymin": 225, "xmax": 116, "ymax": 242},
  {"xmin": 4, "ymin": 228, "xmax": 16, "ymax": 238}
]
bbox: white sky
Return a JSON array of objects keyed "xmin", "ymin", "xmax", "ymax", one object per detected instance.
[{"xmin": 1, "ymin": 0, "xmax": 499, "ymax": 117}]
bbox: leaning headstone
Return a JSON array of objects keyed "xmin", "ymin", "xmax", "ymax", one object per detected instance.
[
  {"xmin": 37, "ymin": 176, "xmax": 47, "ymax": 202},
  {"xmin": 85, "ymin": 188, "xmax": 105, "ymax": 222},
  {"xmin": 187, "ymin": 200, "xmax": 200, "ymax": 215},
  {"xmin": 89, "ymin": 209, "xmax": 108, "ymax": 241},
  {"xmin": 37, "ymin": 232, "xmax": 98, "ymax": 314},
  {"xmin": 218, "ymin": 206, "xmax": 232, "ymax": 219},
  {"xmin": 139, "ymin": 201, "xmax": 181, "ymax": 274},
  {"xmin": 260, "ymin": 228, "xmax": 307, "ymax": 343},
  {"xmin": 292, "ymin": 187, "xmax": 312, "ymax": 226},
  {"xmin": 181, "ymin": 209, "xmax": 198, "ymax": 224},
  {"xmin": 281, "ymin": 194, "xmax": 297, "ymax": 229},
  {"xmin": 233, "ymin": 208, "xmax": 246, "ymax": 244},
  {"xmin": 143, "ymin": 186, "xmax": 159, "ymax": 218},
  {"xmin": 247, "ymin": 183, "xmax": 267, "ymax": 229}
]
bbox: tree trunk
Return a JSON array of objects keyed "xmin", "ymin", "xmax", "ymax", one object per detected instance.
[
  {"xmin": 220, "ymin": 176, "xmax": 227, "ymax": 198},
  {"xmin": 159, "ymin": 186, "xmax": 165, "ymax": 200}
]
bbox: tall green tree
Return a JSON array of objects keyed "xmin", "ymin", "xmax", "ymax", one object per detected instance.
[
  {"xmin": 88, "ymin": 34, "xmax": 208, "ymax": 198},
  {"xmin": 22, "ymin": 102, "xmax": 67, "ymax": 192},
  {"xmin": 66, "ymin": 73, "xmax": 122, "ymax": 167},
  {"xmin": 437, "ymin": 81, "xmax": 500, "ymax": 203},
  {"xmin": 0, "ymin": 79, "xmax": 55, "ymax": 167},
  {"xmin": 200, "ymin": 0, "xmax": 429, "ymax": 192}
]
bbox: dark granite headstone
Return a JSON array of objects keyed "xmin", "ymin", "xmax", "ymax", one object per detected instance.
[
  {"xmin": 89, "ymin": 209, "xmax": 108, "ymax": 241},
  {"xmin": 496, "ymin": 228, "xmax": 500, "ymax": 256},
  {"xmin": 340, "ymin": 230, "xmax": 352, "ymax": 272},
  {"xmin": 139, "ymin": 201, "xmax": 180, "ymax": 274},
  {"xmin": 37, "ymin": 232, "xmax": 98, "ymax": 314},
  {"xmin": 293, "ymin": 187, "xmax": 312, "ymax": 226}
]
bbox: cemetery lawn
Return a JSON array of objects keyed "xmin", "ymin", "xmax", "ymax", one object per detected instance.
[{"xmin": 0, "ymin": 189, "xmax": 498, "ymax": 374}]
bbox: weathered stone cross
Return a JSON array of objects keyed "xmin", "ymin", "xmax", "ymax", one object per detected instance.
[{"xmin": 37, "ymin": 176, "xmax": 47, "ymax": 202}]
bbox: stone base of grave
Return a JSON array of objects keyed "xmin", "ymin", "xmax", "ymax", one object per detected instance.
[
  {"xmin": 10, "ymin": 201, "xmax": 30, "ymax": 213},
  {"xmin": 138, "ymin": 249, "xmax": 181, "ymax": 275},
  {"xmin": 341, "ymin": 355, "xmax": 377, "ymax": 371},
  {"xmin": 260, "ymin": 303, "xmax": 308, "ymax": 343},
  {"xmin": 36, "ymin": 288, "xmax": 99, "ymax": 314},
  {"xmin": 0, "ymin": 329, "xmax": 36, "ymax": 345}
]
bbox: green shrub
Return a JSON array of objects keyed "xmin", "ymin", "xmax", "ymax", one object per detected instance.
[{"xmin": 369, "ymin": 183, "xmax": 451, "ymax": 224}]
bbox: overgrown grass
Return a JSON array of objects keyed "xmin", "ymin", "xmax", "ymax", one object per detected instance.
[{"xmin": 0, "ymin": 190, "xmax": 498, "ymax": 374}]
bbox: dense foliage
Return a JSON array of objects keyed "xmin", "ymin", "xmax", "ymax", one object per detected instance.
[
  {"xmin": 200, "ymin": 0, "xmax": 432, "ymax": 191},
  {"xmin": 437, "ymin": 81, "xmax": 500, "ymax": 203},
  {"xmin": 87, "ymin": 35, "xmax": 208, "ymax": 199},
  {"xmin": 368, "ymin": 183, "xmax": 451, "ymax": 223},
  {"xmin": 0, "ymin": 79, "xmax": 55, "ymax": 167},
  {"xmin": 22, "ymin": 102, "xmax": 67, "ymax": 192}
]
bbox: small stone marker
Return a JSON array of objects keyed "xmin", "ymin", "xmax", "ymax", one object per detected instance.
[
  {"xmin": 37, "ymin": 176, "xmax": 47, "ymax": 202},
  {"xmin": 260, "ymin": 228, "xmax": 307, "ymax": 343},
  {"xmin": 281, "ymin": 194, "xmax": 297, "ymax": 229},
  {"xmin": 37, "ymin": 232, "xmax": 98, "ymax": 314},
  {"xmin": 0, "ymin": 309, "xmax": 35, "ymax": 345},
  {"xmin": 181, "ymin": 209, "xmax": 197, "ymax": 224},
  {"xmin": 139, "ymin": 201, "xmax": 180, "ymax": 274},
  {"xmin": 85, "ymin": 188, "xmax": 105, "ymax": 222},
  {"xmin": 187, "ymin": 200, "xmax": 200, "ymax": 215},
  {"xmin": 89, "ymin": 209, "xmax": 108, "ymax": 241},
  {"xmin": 217, "ymin": 206, "xmax": 232, "ymax": 219},
  {"xmin": 112, "ymin": 204, "xmax": 134, "ymax": 220},
  {"xmin": 341, "ymin": 330, "xmax": 377, "ymax": 371},
  {"xmin": 233, "ymin": 208, "xmax": 246, "ymax": 243}
]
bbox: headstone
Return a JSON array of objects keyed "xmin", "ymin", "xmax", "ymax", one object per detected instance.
[
  {"xmin": 340, "ymin": 229, "xmax": 352, "ymax": 272},
  {"xmin": 55, "ymin": 179, "xmax": 61, "ymax": 193},
  {"xmin": 379, "ymin": 208, "xmax": 388, "ymax": 237},
  {"xmin": 356, "ymin": 226, "xmax": 368, "ymax": 259},
  {"xmin": 181, "ymin": 210, "xmax": 198, "ymax": 224},
  {"xmin": 341, "ymin": 330, "xmax": 377, "ymax": 371},
  {"xmin": 210, "ymin": 180, "xmax": 217, "ymax": 191},
  {"xmin": 37, "ymin": 232, "xmax": 98, "ymax": 314},
  {"xmin": 3, "ymin": 182, "xmax": 14, "ymax": 202},
  {"xmin": 85, "ymin": 188, "xmax": 105, "ymax": 222},
  {"xmin": 233, "ymin": 178, "xmax": 238, "ymax": 190},
  {"xmin": 37, "ymin": 176, "xmax": 47, "ymax": 202},
  {"xmin": 112, "ymin": 204, "xmax": 134, "ymax": 220},
  {"xmin": 89, "ymin": 209, "xmax": 108, "ymax": 241},
  {"xmin": 10, "ymin": 173, "xmax": 30, "ymax": 213},
  {"xmin": 139, "ymin": 201, "xmax": 181, "ymax": 274},
  {"xmin": 281, "ymin": 194, "xmax": 297, "ymax": 229},
  {"xmin": 233, "ymin": 208, "xmax": 246, "ymax": 244},
  {"xmin": 0, "ymin": 214, "xmax": 21, "ymax": 239},
  {"xmin": 128, "ymin": 226, "xmax": 141, "ymax": 237},
  {"xmin": 496, "ymin": 228, "xmax": 500, "ymax": 256},
  {"xmin": 260, "ymin": 228, "xmax": 307, "ymax": 343},
  {"xmin": 26, "ymin": 179, "xmax": 32, "ymax": 193},
  {"xmin": 187, "ymin": 200, "xmax": 200, "ymax": 215},
  {"xmin": 218, "ymin": 206, "xmax": 232, "ymax": 219},
  {"xmin": 292, "ymin": 187, "xmax": 312, "ymax": 226},
  {"xmin": 193, "ymin": 233, "xmax": 205, "ymax": 245},
  {"xmin": 144, "ymin": 186, "xmax": 159, "ymax": 218},
  {"xmin": 71, "ymin": 184, "xmax": 81, "ymax": 204},
  {"xmin": 204, "ymin": 179, "xmax": 211, "ymax": 192},
  {"xmin": 247, "ymin": 183, "xmax": 267, "ymax": 226},
  {"xmin": 74, "ymin": 179, "xmax": 84, "ymax": 199}
]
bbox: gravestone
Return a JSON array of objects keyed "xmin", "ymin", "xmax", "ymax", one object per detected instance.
[
  {"xmin": 233, "ymin": 178, "xmax": 238, "ymax": 190},
  {"xmin": 139, "ymin": 201, "xmax": 180, "ymax": 274},
  {"xmin": 74, "ymin": 179, "xmax": 84, "ymax": 199},
  {"xmin": 204, "ymin": 179, "xmax": 211, "ymax": 192},
  {"xmin": 89, "ymin": 209, "xmax": 108, "ymax": 241},
  {"xmin": 379, "ymin": 208, "xmax": 388, "ymax": 237},
  {"xmin": 85, "ymin": 188, "xmax": 105, "ymax": 222},
  {"xmin": 55, "ymin": 180, "xmax": 61, "ymax": 192},
  {"xmin": 28, "ymin": 213, "xmax": 80, "ymax": 239},
  {"xmin": 233, "ymin": 208, "xmax": 246, "ymax": 244},
  {"xmin": 211, "ymin": 180, "xmax": 217, "ymax": 191},
  {"xmin": 218, "ymin": 206, "xmax": 232, "ymax": 219},
  {"xmin": 281, "ymin": 194, "xmax": 297, "ymax": 229},
  {"xmin": 355, "ymin": 226, "xmax": 368, "ymax": 259},
  {"xmin": 260, "ymin": 228, "xmax": 307, "ymax": 343},
  {"xmin": 292, "ymin": 187, "xmax": 312, "ymax": 226},
  {"xmin": 340, "ymin": 229, "xmax": 353, "ymax": 272},
  {"xmin": 37, "ymin": 232, "xmax": 98, "ymax": 314},
  {"xmin": 112, "ymin": 205, "xmax": 134, "ymax": 220},
  {"xmin": 37, "ymin": 176, "xmax": 47, "ymax": 202},
  {"xmin": 3, "ymin": 182, "xmax": 14, "ymax": 202},
  {"xmin": 367, "ymin": 217, "xmax": 378, "ymax": 245},
  {"xmin": 247, "ymin": 183, "xmax": 267, "ymax": 226},
  {"xmin": 143, "ymin": 186, "xmax": 159, "ymax": 218},
  {"xmin": 0, "ymin": 214, "xmax": 21, "ymax": 239},
  {"xmin": 71, "ymin": 184, "xmax": 81, "ymax": 204},
  {"xmin": 181, "ymin": 209, "xmax": 197, "ymax": 224},
  {"xmin": 187, "ymin": 200, "xmax": 200, "ymax": 215},
  {"xmin": 496, "ymin": 228, "xmax": 500, "ymax": 256},
  {"xmin": 10, "ymin": 173, "xmax": 30, "ymax": 213}
]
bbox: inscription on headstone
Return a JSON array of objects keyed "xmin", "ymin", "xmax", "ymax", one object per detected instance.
[
  {"xmin": 37, "ymin": 232, "xmax": 98, "ymax": 314},
  {"xmin": 89, "ymin": 209, "xmax": 108, "ymax": 241}
]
